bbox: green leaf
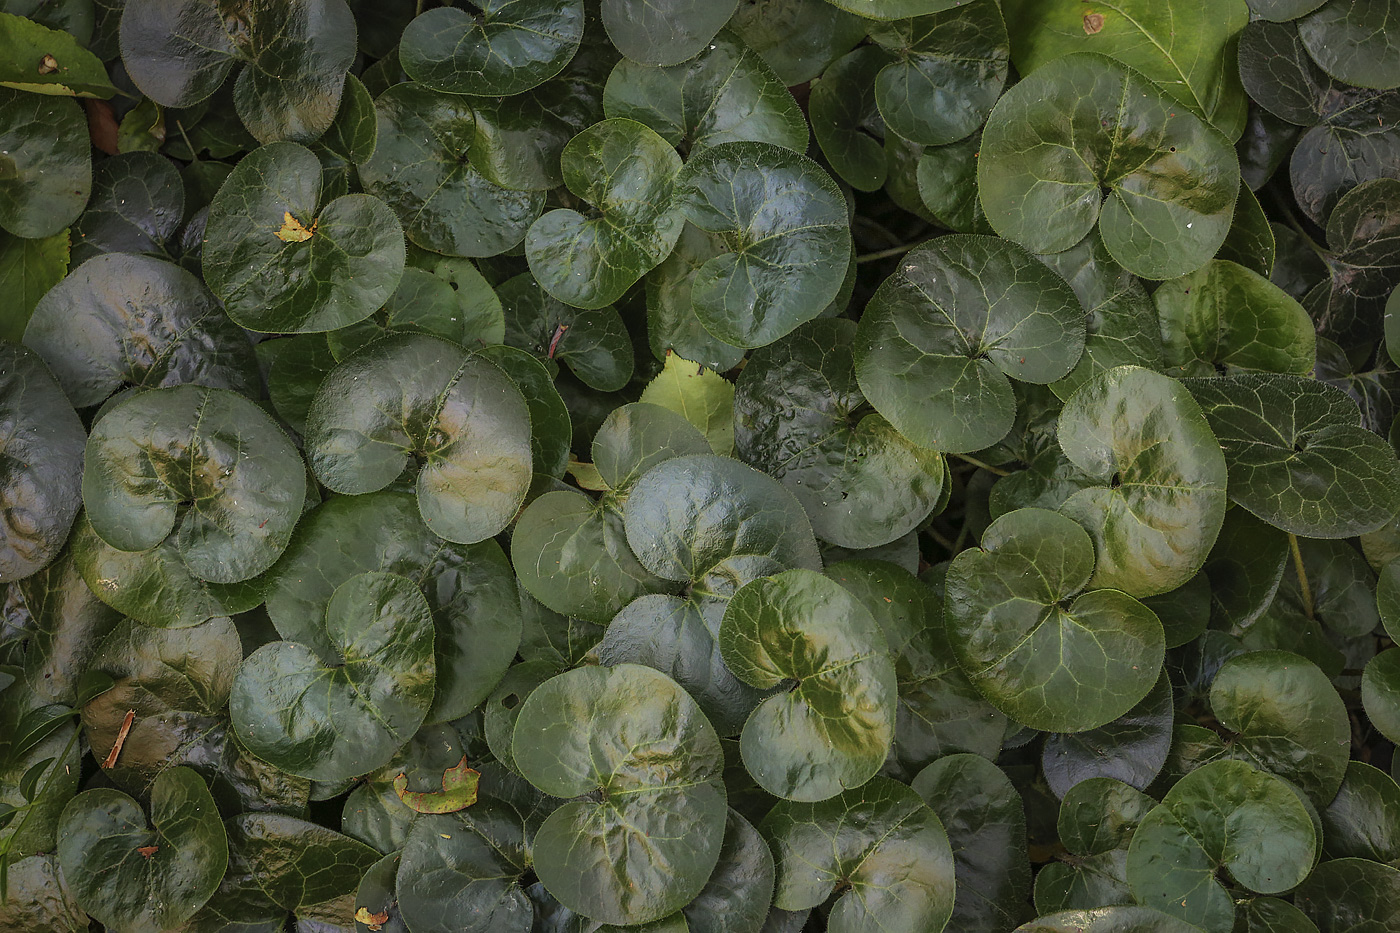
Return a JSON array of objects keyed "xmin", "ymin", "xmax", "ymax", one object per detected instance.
[
  {"xmin": 867, "ymin": 0, "xmax": 1008, "ymax": 147},
  {"xmin": 400, "ymin": 1, "xmax": 583, "ymax": 97},
  {"xmin": 70, "ymin": 151, "xmax": 182, "ymax": 266},
  {"xmin": 1015, "ymin": 907, "xmax": 1209, "ymax": 933},
  {"xmin": 57, "ymin": 768, "xmax": 228, "ymax": 933},
  {"xmin": 25, "ymin": 252, "xmax": 259, "ymax": 408},
  {"xmin": 727, "ymin": 0, "xmax": 867, "ymax": 85},
  {"xmin": 1185, "ymin": 375, "xmax": 1400, "ymax": 538},
  {"xmin": 624, "ymin": 454, "xmax": 822, "ymax": 594},
  {"xmin": 917, "ymin": 133, "xmax": 992, "ymax": 233},
  {"xmin": 512, "ymin": 663, "xmax": 727, "ymax": 926},
  {"xmin": 525, "ymin": 118, "xmax": 683, "ymax": 309},
  {"xmin": 263, "ymin": 491, "xmax": 521, "ymax": 723},
  {"xmin": 120, "ymin": 0, "xmax": 357, "ymax": 143},
  {"xmin": 0, "ymin": 669, "xmax": 79, "ymax": 858},
  {"xmin": 0, "ymin": 12, "xmax": 112, "ymax": 97},
  {"xmin": 478, "ymin": 344, "xmax": 573, "ymax": 480},
  {"xmin": 601, "ymin": 0, "xmax": 738, "ymax": 66},
  {"xmin": 819, "ymin": 0, "xmax": 964, "ymax": 20},
  {"xmin": 1057, "ymin": 365, "xmax": 1228, "ymax": 597},
  {"xmin": 1309, "ymin": 178, "xmax": 1400, "ymax": 346},
  {"xmin": 259, "ymin": 333, "xmax": 338, "ymax": 436},
  {"xmin": 810, "ymin": 46, "xmax": 890, "ymax": 192},
  {"xmin": 912, "ymin": 754, "xmax": 1030, "ymax": 933},
  {"xmin": 639, "ymin": 352, "xmax": 736, "ymax": 455},
  {"xmin": 0, "ymin": 90, "xmax": 89, "ymax": 238},
  {"xmin": 603, "ymin": 30, "xmax": 807, "ymax": 154},
  {"xmin": 1298, "ymin": 0, "xmax": 1400, "ymax": 91},
  {"xmin": 1203, "ymin": 649, "xmax": 1350, "ymax": 805},
  {"xmin": 1321, "ymin": 760, "xmax": 1400, "ymax": 863},
  {"xmin": 645, "ymin": 225, "xmax": 747, "ymax": 373},
  {"xmin": 945, "ymin": 507, "xmax": 1165, "ymax": 732},
  {"xmin": 0, "ymin": 344, "xmax": 83, "ymax": 583},
  {"xmin": 82, "ymin": 384, "xmax": 305, "ymax": 584},
  {"xmin": 978, "ymin": 53, "xmax": 1240, "ymax": 280},
  {"xmin": 499, "ymin": 272, "xmax": 635, "ymax": 392},
  {"xmin": 762, "ymin": 776, "xmax": 956, "ymax": 933},
  {"xmin": 682, "ymin": 808, "xmax": 775, "ymax": 933},
  {"xmin": 0, "ymin": 855, "xmax": 86, "ymax": 933},
  {"xmin": 306, "ymin": 334, "xmax": 533, "ymax": 545},
  {"xmin": 0, "ymin": 228, "xmax": 67, "ymax": 342},
  {"xmin": 735, "ymin": 318, "xmax": 944, "ymax": 549},
  {"xmin": 228, "ymin": 811, "xmax": 380, "ymax": 918},
  {"xmin": 1126, "ymin": 760, "xmax": 1316, "ymax": 933},
  {"xmin": 15, "ymin": 546, "xmax": 122, "ymax": 705},
  {"xmin": 231, "ymin": 572, "xmax": 435, "ymax": 783},
  {"xmin": 360, "ymin": 83, "xmax": 546, "ymax": 257},
  {"xmin": 719, "ymin": 568, "xmax": 897, "ymax": 801},
  {"xmin": 203, "ymin": 141, "xmax": 406, "ymax": 333},
  {"xmin": 1002, "ymin": 0, "xmax": 1249, "ymax": 138},
  {"xmin": 317, "ymin": 71, "xmax": 377, "ymax": 167},
  {"xmin": 1231, "ymin": 899, "xmax": 1319, "ymax": 933},
  {"xmin": 328, "ymin": 265, "xmax": 503, "ymax": 361},
  {"xmin": 1155, "ymin": 261, "xmax": 1315, "ymax": 377},
  {"xmin": 1296, "ymin": 858, "xmax": 1400, "ymax": 933},
  {"xmin": 673, "ymin": 141, "xmax": 851, "ymax": 349},
  {"xmin": 854, "ymin": 234, "xmax": 1086, "ymax": 453},
  {"xmin": 1042, "ymin": 672, "xmax": 1174, "ymax": 796}
]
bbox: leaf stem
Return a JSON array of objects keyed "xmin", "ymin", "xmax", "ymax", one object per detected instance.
[
  {"xmin": 1288, "ymin": 533, "xmax": 1315, "ymax": 621},
  {"xmin": 856, "ymin": 241, "xmax": 925, "ymax": 264},
  {"xmin": 950, "ymin": 452, "xmax": 1011, "ymax": 476}
]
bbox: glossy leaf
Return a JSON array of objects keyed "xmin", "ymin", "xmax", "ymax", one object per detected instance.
[
  {"xmin": 1296, "ymin": 858, "xmax": 1400, "ymax": 933},
  {"xmin": 1297, "ymin": 0, "xmax": 1400, "ymax": 91},
  {"xmin": 601, "ymin": 0, "xmax": 739, "ymax": 66},
  {"xmin": 70, "ymin": 151, "xmax": 183, "ymax": 265},
  {"xmin": 1321, "ymin": 760, "xmax": 1400, "ymax": 863},
  {"xmin": 0, "ymin": 90, "xmax": 90, "ymax": 238},
  {"xmin": 1042, "ymin": 672, "xmax": 1174, "ymax": 796},
  {"xmin": 400, "ymin": 1, "xmax": 584, "ymax": 97},
  {"xmin": 1016, "ymin": 907, "xmax": 1209, "ymax": 933},
  {"xmin": 979, "ymin": 53, "xmax": 1240, "ymax": 280},
  {"xmin": 499, "ymin": 272, "xmax": 634, "ymax": 392}
]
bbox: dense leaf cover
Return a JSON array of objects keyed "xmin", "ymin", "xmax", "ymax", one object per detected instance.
[{"xmin": 2, "ymin": 1, "xmax": 1400, "ymax": 932}]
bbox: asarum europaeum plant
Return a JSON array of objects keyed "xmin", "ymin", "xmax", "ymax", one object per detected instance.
[{"xmin": 2, "ymin": 1, "xmax": 1400, "ymax": 932}]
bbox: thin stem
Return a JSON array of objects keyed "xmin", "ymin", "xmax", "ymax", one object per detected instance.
[
  {"xmin": 856, "ymin": 241, "xmax": 924, "ymax": 263},
  {"xmin": 1288, "ymin": 533, "xmax": 1315, "ymax": 621},
  {"xmin": 175, "ymin": 119, "xmax": 199, "ymax": 164},
  {"xmin": 951, "ymin": 452, "xmax": 1012, "ymax": 476}
]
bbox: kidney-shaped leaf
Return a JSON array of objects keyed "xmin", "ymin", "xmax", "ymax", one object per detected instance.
[
  {"xmin": 720, "ymin": 568, "xmax": 897, "ymax": 801},
  {"xmin": 400, "ymin": 0, "xmax": 584, "ymax": 97},
  {"xmin": 56, "ymin": 767, "xmax": 228, "ymax": 933},
  {"xmin": 526, "ymin": 118, "xmax": 683, "ymax": 309},
  {"xmin": 231, "ymin": 572, "xmax": 435, "ymax": 783},
  {"xmin": 204, "ymin": 141, "xmax": 405, "ymax": 333},
  {"xmin": 120, "ymin": 0, "xmax": 356, "ymax": 142},
  {"xmin": 979, "ymin": 53, "xmax": 1240, "ymax": 280},
  {"xmin": 945, "ymin": 507, "xmax": 1165, "ymax": 732},
  {"xmin": 1186, "ymin": 375, "xmax": 1400, "ymax": 538},
  {"xmin": 673, "ymin": 141, "xmax": 851, "ymax": 349},
  {"xmin": 512, "ymin": 663, "xmax": 727, "ymax": 926},
  {"xmin": 306, "ymin": 334, "xmax": 533, "ymax": 544},
  {"xmin": 762, "ymin": 776, "xmax": 956, "ymax": 933},
  {"xmin": 0, "ymin": 344, "xmax": 84, "ymax": 583},
  {"xmin": 360, "ymin": 83, "xmax": 546, "ymax": 258},
  {"xmin": 735, "ymin": 317, "xmax": 946, "ymax": 549},
  {"xmin": 854, "ymin": 234, "xmax": 1085, "ymax": 453},
  {"xmin": 1057, "ymin": 366, "xmax": 1228, "ymax": 597},
  {"xmin": 601, "ymin": 0, "xmax": 738, "ymax": 66},
  {"xmin": 24, "ymin": 252, "xmax": 259, "ymax": 408},
  {"xmin": 82, "ymin": 384, "xmax": 305, "ymax": 584},
  {"xmin": 1127, "ymin": 760, "xmax": 1316, "ymax": 933},
  {"xmin": 1297, "ymin": 0, "xmax": 1400, "ymax": 91}
]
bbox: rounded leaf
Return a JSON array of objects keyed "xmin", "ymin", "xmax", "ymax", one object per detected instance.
[
  {"xmin": 1298, "ymin": 0, "xmax": 1400, "ymax": 91},
  {"xmin": 0, "ymin": 90, "xmax": 89, "ymax": 238},
  {"xmin": 499, "ymin": 272, "xmax": 635, "ymax": 392},
  {"xmin": 1321, "ymin": 761, "xmax": 1400, "ymax": 863},
  {"xmin": 979, "ymin": 53, "xmax": 1240, "ymax": 280},
  {"xmin": 601, "ymin": 0, "xmax": 739, "ymax": 66},
  {"xmin": 1015, "ymin": 907, "xmax": 1208, "ymax": 933},
  {"xmin": 400, "ymin": 1, "xmax": 584, "ymax": 97},
  {"xmin": 1296, "ymin": 858, "xmax": 1400, "ymax": 933},
  {"xmin": 1363, "ymin": 648, "xmax": 1400, "ymax": 744},
  {"xmin": 395, "ymin": 802, "xmax": 532, "ymax": 933},
  {"xmin": 231, "ymin": 572, "xmax": 436, "ymax": 783}
]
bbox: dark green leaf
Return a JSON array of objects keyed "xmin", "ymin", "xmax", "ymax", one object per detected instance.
[
  {"xmin": 499, "ymin": 272, "xmax": 634, "ymax": 392},
  {"xmin": 1042, "ymin": 673, "xmax": 1174, "ymax": 796},
  {"xmin": 601, "ymin": 0, "xmax": 738, "ymax": 66},
  {"xmin": 810, "ymin": 46, "xmax": 889, "ymax": 192},
  {"xmin": 71, "ymin": 151, "xmax": 183, "ymax": 265},
  {"xmin": 0, "ymin": 228, "xmax": 68, "ymax": 342},
  {"xmin": 15, "ymin": 546, "xmax": 122, "ymax": 705},
  {"xmin": 228, "ymin": 811, "xmax": 380, "ymax": 918},
  {"xmin": 0, "ymin": 855, "xmax": 86, "ymax": 933},
  {"xmin": 1298, "ymin": 0, "xmax": 1400, "ymax": 90},
  {"xmin": 726, "ymin": 0, "xmax": 867, "ymax": 86},
  {"xmin": 1296, "ymin": 859, "xmax": 1400, "ymax": 933},
  {"xmin": 645, "ymin": 225, "xmax": 747, "ymax": 372},
  {"xmin": 1321, "ymin": 760, "xmax": 1400, "ymax": 863},
  {"xmin": 400, "ymin": 1, "xmax": 583, "ymax": 97},
  {"xmin": 0, "ymin": 90, "xmax": 89, "ymax": 238}
]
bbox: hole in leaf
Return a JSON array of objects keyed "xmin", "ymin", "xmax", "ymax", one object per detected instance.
[
  {"xmin": 502, "ymin": 693, "xmax": 519, "ymax": 710},
  {"xmin": 1109, "ymin": 472, "xmax": 1122, "ymax": 489}
]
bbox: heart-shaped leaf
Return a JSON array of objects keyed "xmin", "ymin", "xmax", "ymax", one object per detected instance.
[
  {"xmin": 854, "ymin": 234, "xmax": 1086, "ymax": 453},
  {"xmin": 1126, "ymin": 759, "xmax": 1316, "ymax": 933},
  {"xmin": 0, "ymin": 344, "xmax": 84, "ymax": 583},
  {"xmin": 56, "ymin": 767, "xmax": 228, "ymax": 933},
  {"xmin": 1321, "ymin": 760, "xmax": 1400, "ymax": 863},
  {"xmin": 1297, "ymin": 0, "xmax": 1400, "ymax": 91},
  {"xmin": 82, "ymin": 384, "xmax": 305, "ymax": 584},
  {"xmin": 525, "ymin": 117, "xmax": 683, "ymax": 309},
  {"xmin": 1042, "ymin": 672, "xmax": 1174, "ymax": 796},
  {"xmin": 1033, "ymin": 778, "xmax": 1153, "ymax": 913},
  {"xmin": 1057, "ymin": 366, "xmax": 1228, "ymax": 597},
  {"xmin": 512, "ymin": 663, "xmax": 727, "ymax": 926},
  {"xmin": 979, "ymin": 53, "xmax": 1240, "ymax": 280},
  {"xmin": 24, "ymin": 252, "xmax": 259, "ymax": 408},
  {"xmin": 810, "ymin": 46, "xmax": 890, "ymax": 192},
  {"xmin": 600, "ymin": 0, "xmax": 738, "ymax": 66},
  {"xmin": 360, "ymin": 83, "xmax": 546, "ymax": 257},
  {"xmin": 263, "ymin": 491, "xmax": 521, "ymax": 723},
  {"xmin": 400, "ymin": 0, "xmax": 584, "ymax": 97},
  {"xmin": 1185, "ymin": 374, "xmax": 1400, "ymax": 538},
  {"xmin": 499, "ymin": 272, "xmax": 634, "ymax": 392},
  {"xmin": 735, "ymin": 318, "xmax": 946, "ymax": 549},
  {"xmin": 945, "ymin": 507, "xmax": 1165, "ymax": 732},
  {"xmin": 203, "ymin": 141, "xmax": 406, "ymax": 333},
  {"xmin": 0, "ymin": 90, "xmax": 89, "ymax": 238},
  {"xmin": 720, "ymin": 568, "xmax": 897, "ymax": 801},
  {"xmin": 762, "ymin": 776, "xmax": 956, "ymax": 933},
  {"xmin": 306, "ymin": 334, "xmax": 533, "ymax": 544},
  {"xmin": 70, "ymin": 151, "xmax": 184, "ymax": 265},
  {"xmin": 867, "ymin": 0, "xmax": 1008, "ymax": 146},
  {"xmin": 231, "ymin": 572, "xmax": 435, "ymax": 783},
  {"xmin": 673, "ymin": 141, "xmax": 851, "ymax": 349},
  {"xmin": 603, "ymin": 30, "xmax": 807, "ymax": 154},
  {"xmin": 1155, "ymin": 260, "xmax": 1316, "ymax": 377},
  {"xmin": 120, "ymin": 0, "xmax": 357, "ymax": 142},
  {"xmin": 1297, "ymin": 858, "xmax": 1400, "ymax": 933}
]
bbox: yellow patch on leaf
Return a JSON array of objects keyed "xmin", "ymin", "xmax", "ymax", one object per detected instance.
[{"xmin": 275, "ymin": 211, "xmax": 315, "ymax": 243}]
